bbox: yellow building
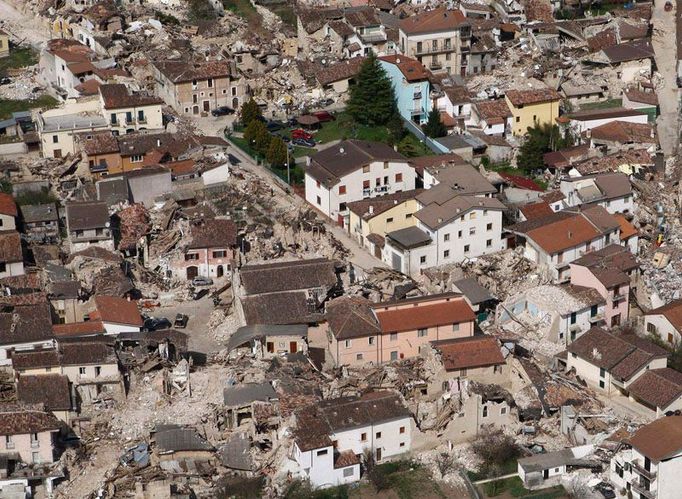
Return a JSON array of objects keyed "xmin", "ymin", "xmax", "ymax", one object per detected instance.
[
  {"xmin": 0, "ymin": 30, "xmax": 10, "ymax": 59},
  {"xmin": 505, "ymin": 88, "xmax": 561, "ymax": 136},
  {"xmin": 348, "ymin": 190, "xmax": 422, "ymax": 258}
]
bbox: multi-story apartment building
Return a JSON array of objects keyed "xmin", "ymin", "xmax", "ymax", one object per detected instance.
[
  {"xmin": 610, "ymin": 415, "xmax": 682, "ymax": 499},
  {"xmin": 304, "ymin": 140, "xmax": 417, "ymax": 226},
  {"xmin": 152, "ymin": 60, "xmax": 248, "ymax": 115},
  {"xmin": 379, "ymin": 55, "xmax": 431, "ymax": 124},
  {"xmin": 99, "ymin": 83, "xmax": 163, "ymax": 134},
  {"xmin": 398, "ymin": 7, "xmax": 472, "ymax": 76}
]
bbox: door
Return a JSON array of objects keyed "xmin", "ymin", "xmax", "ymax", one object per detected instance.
[
  {"xmin": 543, "ymin": 469, "xmax": 549, "ymax": 479},
  {"xmin": 186, "ymin": 266, "xmax": 198, "ymax": 280},
  {"xmin": 376, "ymin": 448, "xmax": 382, "ymax": 461},
  {"xmin": 203, "ymin": 100, "xmax": 210, "ymax": 112},
  {"xmin": 266, "ymin": 342, "xmax": 274, "ymax": 353},
  {"xmin": 374, "ymin": 245, "xmax": 382, "ymax": 258},
  {"xmin": 216, "ymin": 265, "xmax": 224, "ymax": 278},
  {"xmin": 232, "ymin": 97, "xmax": 239, "ymax": 108},
  {"xmin": 289, "ymin": 341, "xmax": 297, "ymax": 353},
  {"xmin": 193, "ymin": 106, "xmax": 199, "ymax": 115},
  {"xmin": 54, "ymin": 149, "xmax": 62, "ymax": 158}
]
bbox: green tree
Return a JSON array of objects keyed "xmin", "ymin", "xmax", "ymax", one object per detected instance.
[
  {"xmin": 516, "ymin": 124, "xmax": 573, "ymax": 172},
  {"xmin": 423, "ymin": 108, "xmax": 447, "ymax": 138},
  {"xmin": 244, "ymin": 119, "xmax": 270, "ymax": 157},
  {"xmin": 240, "ymin": 98, "xmax": 261, "ymax": 127},
  {"xmin": 347, "ymin": 52, "xmax": 398, "ymax": 126},
  {"xmin": 266, "ymin": 136, "xmax": 288, "ymax": 167},
  {"xmin": 396, "ymin": 134, "xmax": 423, "ymax": 157}
]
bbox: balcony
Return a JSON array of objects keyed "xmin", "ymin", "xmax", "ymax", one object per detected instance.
[
  {"xmin": 414, "ymin": 45, "xmax": 453, "ymax": 55},
  {"xmin": 359, "ymin": 32, "xmax": 387, "ymax": 43},
  {"xmin": 631, "ymin": 460, "xmax": 657, "ymax": 480},
  {"xmin": 429, "ymin": 62, "xmax": 443, "ymax": 70},
  {"xmin": 413, "ymin": 92, "xmax": 422, "ymax": 100},
  {"xmin": 588, "ymin": 313, "xmax": 605, "ymax": 324},
  {"xmin": 362, "ymin": 188, "xmax": 372, "ymax": 197},
  {"xmin": 138, "ymin": 117, "xmax": 147, "ymax": 124},
  {"xmin": 612, "ymin": 293, "xmax": 627, "ymax": 302},
  {"xmin": 411, "ymin": 108, "xmax": 424, "ymax": 116},
  {"xmin": 631, "ymin": 481, "xmax": 655, "ymax": 499}
]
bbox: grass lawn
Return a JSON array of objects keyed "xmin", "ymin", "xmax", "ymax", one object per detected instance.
[
  {"xmin": 314, "ymin": 112, "xmax": 393, "ymax": 144},
  {"xmin": 0, "ymin": 47, "xmax": 38, "ymax": 77},
  {"xmin": 0, "ymin": 95, "xmax": 58, "ymax": 120},
  {"xmin": 579, "ymin": 98, "xmax": 622, "ymax": 111},
  {"xmin": 467, "ymin": 459, "xmax": 519, "ymax": 482},
  {"xmin": 267, "ymin": 3, "xmax": 297, "ymax": 28},
  {"xmin": 478, "ymin": 476, "xmax": 567, "ymax": 499}
]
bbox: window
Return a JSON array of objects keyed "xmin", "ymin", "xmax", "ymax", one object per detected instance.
[
  {"xmin": 131, "ymin": 154, "xmax": 143, "ymax": 163},
  {"xmin": 494, "ymin": 365, "xmax": 501, "ymax": 373},
  {"xmin": 339, "ymin": 202, "xmax": 346, "ymax": 212},
  {"xmin": 442, "ymin": 249, "xmax": 449, "ymax": 258},
  {"xmin": 185, "ymin": 253, "xmax": 199, "ymax": 261},
  {"xmin": 79, "ymin": 367, "xmax": 86, "ymax": 375},
  {"xmin": 420, "ymin": 256, "xmax": 426, "ymax": 264},
  {"xmin": 399, "ymin": 426, "xmax": 406, "ymax": 434},
  {"xmin": 395, "ymin": 173, "xmax": 403, "ymax": 182},
  {"xmin": 231, "ymin": 87, "xmax": 237, "ymax": 96},
  {"xmin": 192, "ymin": 79, "xmax": 197, "ymax": 87},
  {"xmin": 515, "ymin": 116, "xmax": 520, "ymax": 123},
  {"xmin": 316, "ymin": 180, "xmax": 321, "ymax": 188},
  {"xmin": 599, "ymin": 368, "xmax": 606, "ymax": 378},
  {"xmin": 591, "ymin": 304, "xmax": 598, "ymax": 317},
  {"xmin": 458, "ymin": 230, "xmax": 462, "ymax": 238},
  {"xmin": 222, "ymin": 89, "xmax": 227, "ymax": 94},
  {"xmin": 386, "ymin": 217, "xmax": 394, "ymax": 223},
  {"xmin": 444, "ymin": 233, "xmax": 450, "ymax": 242},
  {"xmin": 400, "ymin": 442, "xmax": 405, "ymax": 447},
  {"xmin": 356, "ymin": 353, "xmax": 363, "ymax": 360},
  {"xmin": 452, "ymin": 323, "xmax": 459, "ymax": 332},
  {"xmin": 138, "ymin": 110, "xmax": 145, "ymax": 122},
  {"xmin": 482, "ymin": 406, "xmax": 488, "ymax": 417},
  {"xmin": 406, "ymin": 213, "xmax": 412, "ymax": 219},
  {"xmin": 557, "ymin": 251, "xmax": 564, "ymax": 264},
  {"xmin": 52, "ymin": 135, "xmax": 59, "ymax": 143},
  {"xmin": 669, "ymin": 333, "xmax": 674, "ymax": 344},
  {"xmin": 344, "ymin": 340, "xmax": 352, "ymax": 348},
  {"xmin": 110, "ymin": 113, "xmax": 117, "ymax": 125},
  {"xmin": 363, "ymin": 180, "xmax": 370, "ymax": 189},
  {"xmin": 390, "ymin": 351, "xmax": 398, "ymax": 361},
  {"xmin": 469, "ymin": 212, "xmax": 476, "ymax": 220},
  {"xmin": 460, "ymin": 368, "xmax": 467, "ymax": 377},
  {"xmin": 361, "ymin": 433, "xmax": 367, "ymax": 442},
  {"xmin": 207, "ymin": 78, "xmax": 213, "ymax": 88},
  {"xmin": 375, "ymin": 178, "xmax": 381, "ymax": 187},
  {"xmin": 464, "ymin": 245, "xmax": 470, "ymax": 253},
  {"xmin": 383, "ymin": 161, "xmax": 389, "ymax": 169},
  {"xmin": 469, "ymin": 227, "xmax": 476, "ymax": 236},
  {"xmin": 125, "ymin": 111, "xmax": 133, "ymax": 123},
  {"xmin": 486, "ymin": 239, "xmax": 492, "ymax": 248},
  {"xmin": 571, "ymin": 352, "xmax": 577, "ymax": 359},
  {"xmin": 5, "ymin": 436, "xmax": 13, "ymax": 449},
  {"xmin": 418, "ymin": 328, "xmax": 427, "ymax": 337},
  {"xmin": 599, "ymin": 380, "xmax": 605, "ymax": 389},
  {"xmin": 363, "ymin": 165, "xmax": 370, "ymax": 173},
  {"xmin": 390, "ymin": 333, "xmax": 398, "ymax": 341},
  {"xmin": 570, "ymin": 312, "xmax": 577, "ymax": 325},
  {"xmin": 417, "ymin": 41, "xmax": 423, "ymax": 52},
  {"xmin": 376, "ymin": 432, "xmax": 382, "ymax": 439},
  {"xmin": 316, "ymin": 196, "xmax": 321, "ymax": 205},
  {"xmin": 483, "ymin": 210, "xmax": 488, "ymax": 216},
  {"xmin": 501, "ymin": 407, "xmax": 507, "ymax": 415},
  {"xmin": 339, "ymin": 185, "xmax": 346, "ymax": 195},
  {"xmin": 486, "ymin": 223, "xmax": 493, "ymax": 231},
  {"xmin": 316, "ymin": 449, "xmax": 328, "ymax": 456},
  {"xmin": 368, "ymin": 336, "xmax": 375, "ymax": 345},
  {"xmin": 0, "ymin": 262, "xmax": 5, "ymax": 273},
  {"xmin": 95, "ymin": 366, "xmax": 101, "ymax": 377},
  {"xmin": 343, "ymin": 467, "xmax": 354, "ymax": 477},
  {"xmin": 31, "ymin": 433, "xmax": 39, "ymax": 448},
  {"xmin": 212, "ymin": 250, "xmax": 227, "ymax": 258}
]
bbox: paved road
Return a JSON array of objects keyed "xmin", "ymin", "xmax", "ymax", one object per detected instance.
[
  {"xmin": 0, "ymin": 0, "xmax": 50, "ymax": 48},
  {"xmin": 193, "ymin": 117, "xmax": 388, "ymax": 275},
  {"xmin": 652, "ymin": 0, "xmax": 680, "ymax": 157}
]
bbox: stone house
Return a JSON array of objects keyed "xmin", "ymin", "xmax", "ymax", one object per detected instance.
[
  {"xmin": 226, "ymin": 324, "xmax": 308, "ymax": 358},
  {"xmin": 20, "ymin": 203, "xmax": 60, "ymax": 243}
]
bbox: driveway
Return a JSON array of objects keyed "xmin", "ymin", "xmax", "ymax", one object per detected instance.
[
  {"xmin": 652, "ymin": 0, "xmax": 680, "ymax": 157},
  {"xmin": 151, "ymin": 295, "xmax": 221, "ymax": 356}
]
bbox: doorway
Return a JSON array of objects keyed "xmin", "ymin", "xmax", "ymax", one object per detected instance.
[
  {"xmin": 289, "ymin": 341, "xmax": 297, "ymax": 353},
  {"xmin": 203, "ymin": 101, "xmax": 210, "ymax": 112},
  {"xmin": 376, "ymin": 448, "xmax": 382, "ymax": 461},
  {"xmin": 217, "ymin": 265, "xmax": 224, "ymax": 278},
  {"xmin": 186, "ymin": 266, "xmax": 198, "ymax": 279}
]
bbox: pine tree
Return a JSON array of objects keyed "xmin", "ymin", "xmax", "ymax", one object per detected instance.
[
  {"xmin": 423, "ymin": 108, "xmax": 447, "ymax": 138},
  {"xmin": 517, "ymin": 124, "xmax": 573, "ymax": 172},
  {"xmin": 347, "ymin": 53, "xmax": 398, "ymax": 126},
  {"xmin": 240, "ymin": 98, "xmax": 261, "ymax": 127},
  {"xmin": 244, "ymin": 120, "xmax": 270, "ymax": 156},
  {"xmin": 267, "ymin": 137, "xmax": 288, "ymax": 167}
]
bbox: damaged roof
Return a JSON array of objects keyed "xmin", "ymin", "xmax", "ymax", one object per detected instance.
[
  {"xmin": 589, "ymin": 120, "xmax": 656, "ymax": 144},
  {"xmin": 0, "ymin": 193, "xmax": 17, "ymax": 217},
  {"xmin": 155, "ymin": 425, "xmax": 214, "ymax": 453},
  {"xmin": 0, "ymin": 231, "xmax": 22, "ymax": 263},
  {"xmin": 326, "ymin": 296, "xmax": 381, "ymax": 340},
  {"xmin": 223, "ymin": 382, "xmax": 277, "ymax": 407},
  {"xmin": 433, "ymin": 335, "xmax": 504, "ymax": 371}
]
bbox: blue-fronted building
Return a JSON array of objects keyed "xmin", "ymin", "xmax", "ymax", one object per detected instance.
[{"xmin": 379, "ymin": 55, "xmax": 431, "ymax": 125}]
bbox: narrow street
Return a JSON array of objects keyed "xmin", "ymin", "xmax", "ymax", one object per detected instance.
[{"xmin": 652, "ymin": 0, "xmax": 680, "ymax": 157}]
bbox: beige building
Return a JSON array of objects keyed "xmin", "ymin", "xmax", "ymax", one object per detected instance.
[
  {"xmin": 0, "ymin": 408, "xmax": 61, "ymax": 464},
  {"xmin": 0, "ymin": 30, "xmax": 9, "ymax": 58},
  {"xmin": 322, "ymin": 293, "xmax": 476, "ymax": 367},
  {"xmin": 98, "ymin": 83, "xmax": 164, "ymax": 134},
  {"xmin": 398, "ymin": 7, "xmax": 472, "ymax": 76},
  {"xmin": 347, "ymin": 190, "xmax": 422, "ymax": 258},
  {"xmin": 152, "ymin": 60, "xmax": 248, "ymax": 115}
]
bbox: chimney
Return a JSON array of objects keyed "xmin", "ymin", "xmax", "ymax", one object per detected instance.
[
  {"xmin": 369, "ymin": 205, "xmax": 374, "ymax": 215},
  {"xmin": 438, "ymin": 217, "xmax": 443, "ymax": 223},
  {"xmin": 396, "ymin": 57, "xmax": 401, "ymax": 64},
  {"xmin": 339, "ymin": 146, "xmax": 345, "ymax": 154},
  {"xmin": 650, "ymin": 127, "xmax": 655, "ymax": 139}
]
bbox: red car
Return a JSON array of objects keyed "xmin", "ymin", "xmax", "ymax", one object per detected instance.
[
  {"xmin": 291, "ymin": 128, "xmax": 313, "ymax": 140},
  {"xmin": 313, "ymin": 111, "xmax": 335, "ymax": 123}
]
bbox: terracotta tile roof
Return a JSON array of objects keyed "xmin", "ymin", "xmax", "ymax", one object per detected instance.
[
  {"xmin": 379, "ymin": 55, "xmax": 430, "ymax": 82},
  {"xmin": 628, "ymin": 368, "xmax": 682, "ymax": 410},
  {"xmin": 586, "ymin": 27, "xmax": 617, "ymax": 52},
  {"xmin": 0, "ymin": 231, "xmax": 22, "ymax": 263},
  {"xmin": 17, "ymin": 374, "xmax": 72, "ymax": 412},
  {"xmin": 628, "ymin": 415, "xmax": 682, "ymax": 461},
  {"xmin": 75, "ymin": 130, "xmax": 119, "ymax": 155},
  {"xmin": 116, "ymin": 132, "xmax": 201, "ymax": 159},
  {"xmin": 188, "ymin": 218, "xmax": 237, "ymax": 249},
  {"xmin": 541, "ymin": 190, "xmax": 566, "ymax": 204},
  {"xmin": 0, "ymin": 193, "xmax": 17, "ymax": 217},
  {"xmin": 601, "ymin": 39, "xmax": 654, "ymax": 63},
  {"xmin": 433, "ymin": 335, "xmax": 504, "ymax": 371},
  {"xmin": 99, "ymin": 84, "xmax": 163, "ymax": 110},
  {"xmin": 444, "ymin": 85, "xmax": 472, "ymax": 104},
  {"xmin": 505, "ymin": 88, "xmax": 561, "ymax": 107},
  {"xmin": 344, "ymin": 7, "xmax": 381, "ymax": 27},
  {"xmin": 52, "ymin": 321, "xmax": 106, "ymax": 337},
  {"xmin": 518, "ymin": 213, "xmax": 601, "ymax": 254},
  {"xmin": 326, "ymin": 296, "xmax": 381, "ymax": 340},
  {"xmin": 60, "ymin": 341, "xmax": 117, "ymax": 366},
  {"xmin": 334, "ymin": 450, "xmax": 361, "ymax": 469},
  {"xmin": 410, "ymin": 152, "xmax": 468, "ymax": 176},
  {"xmin": 153, "ymin": 60, "xmax": 232, "ymax": 83},
  {"xmin": 474, "ymin": 99, "xmax": 512, "ymax": 120},
  {"xmin": 0, "ymin": 407, "xmax": 61, "ymax": 436},
  {"xmin": 646, "ymin": 300, "xmax": 682, "ymax": 332},
  {"xmin": 74, "ymin": 78, "xmax": 101, "ymax": 96},
  {"xmin": 11, "ymin": 350, "xmax": 60, "ymax": 371},
  {"xmin": 615, "ymin": 214, "xmax": 638, "ymax": 240},
  {"xmin": 571, "ymin": 243, "xmax": 637, "ymax": 288},
  {"xmin": 347, "ymin": 189, "xmax": 421, "ymax": 220},
  {"xmin": 573, "ymin": 149, "xmax": 653, "ymax": 175},
  {"xmin": 498, "ymin": 172, "xmax": 543, "ymax": 191},
  {"xmin": 624, "ymin": 88, "xmax": 658, "ymax": 106},
  {"xmin": 522, "ymin": 0, "xmax": 553, "ymax": 22},
  {"xmin": 314, "ymin": 57, "xmax": 365, "ymax": 86},
  {"xmin": 296, "ymin": 7, "xmax": 343, "ymax": 34},
  {"xmin": 92, "ymin": 295, "xmax": 143, "ymax": 326},
  {"xmin": 399, "ymin": 7, "xmax": 468, "ymax": 35},
  {"xmin": 373, "ymin": 294, "xmax": 475, "ymax": 333},
  {"xmin": 519, "ymin": 201, "xmax": 554, "ymax": 221},
  {"xmin": 589, "ymin": 120, "xmax": 656, "ymax": 144}
]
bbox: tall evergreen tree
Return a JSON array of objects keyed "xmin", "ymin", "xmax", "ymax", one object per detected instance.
[
  {"xmin": 347, "ymin": 53, "xmax": 398, "ymax": 126},
  {"xmin": 423, "ymin": 108, "xmax": 447, "ymax": 138},
  {"xmin": 267, "ymin": 137, "xmax": 288, "ymax": 167},
  {"xmin": 240, "ymin": 98, "xmax": 261, "ymax": 127},
  {"xmin": 517, "ymin": 124, "xmax": 573, "ymax": 172}
]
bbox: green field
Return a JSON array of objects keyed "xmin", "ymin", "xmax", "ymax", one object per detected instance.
[
  {"xmin": 0, "ymin": 47, "xmax": 38, "ymax": 77},
  {"xmin": 0, "ymin": 95, "xmax": 58, "ymax": 120}
]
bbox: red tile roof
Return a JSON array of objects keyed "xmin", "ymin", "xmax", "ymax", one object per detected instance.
[
  {"xmin": 92, "ymin": 295, "xmax": 143, "ymax": 326},
  {"xmin": 379, "ymin": 55, "xmax": 430, "ymax": 82},
  {"xmin": 433, "ymin": 335, "xmax": 505, "ymax": 371},
  {"xmin": 646, "ymin": 300, "xmax": 682, "ymax": 332},
  {"xmin": 505, "ymin": 88, "xmax": 561, "ymax": 106},
  {"xmin": 519, "ymin": 201, "xmax": 554, "ymax": 221},
  {"xmin": 498, "ymin": 172, "xmax": 544, "ymax": 191},
  {"xmin": 615, "ymin": 214, "xmax": 638, "ymax": 240},
  {"xmin": 628, "ymin": 416, "xmax": 682, "ymax": 461},
  {"xmin": 52, "ymin": 321, "xmax": 106, "ymax": 337},
  {"xmin": 374, "ymin": 295, "xmax": 475, "ymax": 333},
  {"xmin": 0, "ymin": 193, "xmax": 17, "ymax": 217},
  {"xmin": 399, "ymin": 7, "xmax": 468, "ymax": 35}
]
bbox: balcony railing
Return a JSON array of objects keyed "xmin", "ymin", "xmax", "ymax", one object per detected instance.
[
  {"xmin": 414, "ymin": 45, "xmax": 453, "ymax": 55},
  {"xmin": 631, "ymin": 481, "xmax": 655, "ymax": 499},
  {"xmin": 359, "ymin": 32, "xmax": 387, "ymax": 43},
  {"xmin": 411, "ymin": 108, "xmax": 424, "ymax": 115},
  {"xmin": 588, "ymin": 313, "xmax": 605, "ymax": 323},
  {"xmin": 429, "ymin": 62, "xmax": 443, "ymax": 70},
  {"xmin": 612, "ymin": 293, "xmax": 627, "ymax": 302},
  {"xmin": 631, "ymin": 461, "xmax": 657, "ymax": 480}
]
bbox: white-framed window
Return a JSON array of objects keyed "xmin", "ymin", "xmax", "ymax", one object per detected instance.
[
  {"xmin": 344, "ymin": 339, "xmax": 352, "ymax": 348},
  {"xmin": 131, "ymin": 154, "xmax": 143, "ymax": 163},
  {"xmin": 452, "ymin": 323, "xmax": 459, "ymax": 332},
  {"xmin": 368, "ymin": 337, "xmax": 375, "ymax": 345},
  {"xmin": 418, "ymin": 328, "xmax": 427, "ymax": 337}
]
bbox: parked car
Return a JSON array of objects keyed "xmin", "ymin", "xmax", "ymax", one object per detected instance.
[
  {"xmin": 266, "ymin": 120, "xmax": 285, "ymax": 132},
  {"xmin": 293, "ymin": 137, "xmax": 316, "ymax": 148},
  {"xmin": 0, "ymin": 77, "xmax": 11, "ymax": 86},
  {"xmin": 211, "ymin": 106, "xmax": 235, "ymax": 117},
  {"xmin": 192, "ymin": 276, "xmax": 213, "ymax": 287},
  {"xmin": 291, "ymin": 128, "xmax": 313, "ymax": 140},
  {"xmin": 143, "ymin": 316, "xmax": 172, "ymax": 332},
  {"xmin": 174, "ymin": 313, "xmax": 189, "ymax": 328},
  {"xmin": 227, "ymin": 153, "xmax": 241, "ymax": 165},
  {"xmin": 313, "ymin": 111, "xmax": 335, "ymax": 123}
]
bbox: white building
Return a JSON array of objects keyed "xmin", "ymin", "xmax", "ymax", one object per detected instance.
[
  {"xmin": 644, "ymin": 300, "xmax": 682, "ymax": 346},
  {"xmin": 90, "ymin": 295, "xmax": 143, "ymax": 335},
  {"xmin": 564, "ymin": 107, "xmax": 649, "ymax": 135},
  {"xmin": 610, "ymin": 415, "xmax": 682, "ymax": 499},
  {"xmin": 559, "ymin": 173, "xmax": 634, "ymax": 214},
  {"xmin": 383, "ymin": 161, "xmax": 505, "ymax": 276},
  {"xmin": 304, "ymin": 140, "xmax": 416, "ymax": 226},
  {"xmin": 291, "ymin": 391, "xmax": 413, "ymax": 489}
]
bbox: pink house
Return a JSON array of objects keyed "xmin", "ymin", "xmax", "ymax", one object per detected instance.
[
  {"xmin": 172, "ymin": 218, "xmax": 237, "ymax": 280},
  {"xmin": 0, "ymin": 407, "xmax": 61, "ymax": 465},
  {"xmin": 324, "ymin": 293, "xmax": 476, "ymax": 366},
  {"xmin": 569, "ymin": 244, "xmax": 638, "ymax": 328}
]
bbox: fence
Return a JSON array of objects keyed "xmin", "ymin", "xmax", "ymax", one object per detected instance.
[{"xmin": 401, "ymin": 117, "xmax": 450, "ymax": 154}]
